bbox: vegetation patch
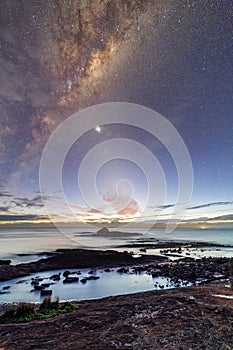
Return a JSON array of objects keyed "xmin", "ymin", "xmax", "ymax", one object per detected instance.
[{"xmin": 0, "ymin": 297, "xmax": 78, "ymax": 323}]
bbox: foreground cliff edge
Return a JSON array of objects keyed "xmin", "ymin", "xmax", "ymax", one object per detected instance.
[{"xmin": 0, "ymin": 283, "xmax": 232, "ymax": 350}]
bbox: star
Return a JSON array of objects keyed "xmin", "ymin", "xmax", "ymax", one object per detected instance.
[{"xmin": 95, "ymin": 126, "xmax": 102, "ymax": 133}]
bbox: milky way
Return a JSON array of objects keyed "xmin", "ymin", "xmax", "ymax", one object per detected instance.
[
  {"xmin": 1, "ymin": 1, "xmax": 163, "ymax": 189},
  {"xmin": 0, "ymin": 0, "xmax": 232, "ymax": 223}
]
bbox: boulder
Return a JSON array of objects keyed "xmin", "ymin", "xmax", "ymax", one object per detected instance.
[
  {"xmin": 63, "ymin": 270, "xmax": 71, "ymax": 277},
  {"xmin": 50, "ymin": 273, "xmax": 61, "ymax": 281},
  {"xmin": 63, "ymin": 276, "xmax": 79, "ymax": 283}
]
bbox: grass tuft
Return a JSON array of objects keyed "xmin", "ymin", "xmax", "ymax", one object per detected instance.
[{"xmin": 0, "ymin": 296, "xmax": 78, "ymax": 323}]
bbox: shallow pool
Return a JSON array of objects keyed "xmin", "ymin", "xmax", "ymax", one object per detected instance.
[{"xmin": 0, "ymin": 267, "xmax": 188, "ymax": 303}]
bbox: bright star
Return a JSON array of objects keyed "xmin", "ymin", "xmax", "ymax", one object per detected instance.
[{"xmin": 95, "ymin": 126, "xmax": 101, "ymax": 133}]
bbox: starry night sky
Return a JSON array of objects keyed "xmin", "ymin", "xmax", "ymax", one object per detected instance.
[{"xmin": 0, "ymin": 0, "xmax": 232, "ymax": 225}]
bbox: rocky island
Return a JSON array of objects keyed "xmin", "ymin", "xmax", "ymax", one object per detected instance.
[{"xmin": 96, "ymin": 227, "xmax": 141, "ymax": 237}]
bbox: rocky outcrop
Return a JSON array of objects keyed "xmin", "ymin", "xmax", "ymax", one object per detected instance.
[{"xmin": 0, "ymin": 248, "xmax": 166, "ymax": 282}]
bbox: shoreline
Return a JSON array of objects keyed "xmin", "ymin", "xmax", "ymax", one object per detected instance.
[
  {"xmin": 0, "ymin": 242, "xmax": 232, "ymax": 306},
  {"xmin": 0, "ymin": 248, "xmax": 167, "ymax": 282},
  {"xmin": 0, "ymin": 241, "xmax": 232, "ymax": 282},
  {"xmin": 0, "ymin": 241, "xmax": 233, "ymax": 282}
]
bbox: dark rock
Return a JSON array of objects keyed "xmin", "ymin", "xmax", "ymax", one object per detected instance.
[
  {"xmin": 50, "ymin": 273, "xmax": 61, "ymax": 281},
  {"xmin": 86, "ymin": 276, "xmax": 100, "ymax": 281},
  {"xmin": 139, "ymin": 248, "xmax": 147, "ymax": 252},
  {"xmin": 0, "ymin": 260, "xmax": 11, "ymax": 265},
  {"xmin": 117, "ymin": 267, "xmax": 129, "ymax": 273},
  {"xmin": 63, "ymin": 270, "xmax": 71, "ymax": 277},
  {"xmin": 34, "ymin": 278, "xmax": 43, "ymax": 282},
  {"xmin": 63, "ymin": 276, "xmax": 79, "ymax": 283},
  {"xmin": 16, "ymin": 280, "xmax": 27, "ymax": 284},
  {"xmin": 40, "ymin": 289, "xmax": 52, "ymax": 296},
  {"xmin": 31, "ymin": 280, "xmax": 39, "ymax": 286},
  {"xmin": 2, "ymin": 285, "xmax": 10, "ymax": 290},
  {"xmin": 151, "ymin": 269, "xmax": 162, "ymax": 278},
  {"xmin": 41, "ymin": 283, "xmax": 51, "ymax": 288},
  {"xmin": 34, "ymin": 285, "xmax": 44, "ymax": 290}
]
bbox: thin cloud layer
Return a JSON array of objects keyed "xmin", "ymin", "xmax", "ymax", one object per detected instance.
[
  {"xmin": 0, "ymin": 214, "xmax": 47, "ymax": 222},
  {"xmin": 189, "ymin": 201, "xmax": 233, "ymax": 210}
]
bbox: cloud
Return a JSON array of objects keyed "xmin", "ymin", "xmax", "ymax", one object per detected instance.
[
  {"xmin": 11, "ymin": 196, "xmax": 44, "ymax": 208},
  {"xmin": 0, "ymin": 206, "xmax": 10, "ymax": 212},
  {"xmin": 189, "ymin": 201, "xmax": 233, "ymax": 210},
  {"xmin": 0, "ymin": 214, "xmax": 46, "ymax": 222},
  {"xmin": 71, "ymin": 194, "xmax": 141, "ymax": 218},
  {"xmin": 117, "ymin": 198, "xmax": 141, "ymax": 216},
  {"xmin": 0, "ymin": 191, "xmax": 13, "ymax": 198},
  {"xmin": 71, "ymin": 204, "xmax": 102, "ymax": 215},
  {"xmin": 150, "ymin": 201, "xmax": 233, "ymax": 211},
  {"xmin": 156, "ymin": 204, "xmax": 175, "ymax": 209}
]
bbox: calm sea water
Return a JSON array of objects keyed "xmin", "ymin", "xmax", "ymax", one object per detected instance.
[
  {"xmin": 0, "ymin": 227, "xmax": 232, "ymax": 263},
  {"xmin": 0, "ymin": 267, "xmax": 192, "ymax": 303}
]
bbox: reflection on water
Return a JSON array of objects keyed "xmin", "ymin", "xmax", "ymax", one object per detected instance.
[{"xmin": 0, "ymin": 267, "xmax": 188, "ymax": 303}]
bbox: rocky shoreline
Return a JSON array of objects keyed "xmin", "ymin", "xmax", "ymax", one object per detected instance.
[
  {"xmin": 0, "ymin": 248, "xmax": 167, "ymax": 282},
  {"xmin": 0, "ymin": 244, "xmax": 232, "ymax": 286},
  {"xmin": 0, "ymin": 244, "xmax": 232, "ymax": 305}
]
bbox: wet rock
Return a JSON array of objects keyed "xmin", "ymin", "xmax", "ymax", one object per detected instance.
[
  {"xmin": 63, "ymin": 276, "xmax": 79, "ymax": 283},
  {"xmin": 63, "ymin": 270, "xmax": 71, "ymax": 277},
  {"xmin": 41, "ymin": 289, "xmax": 52, "ymax": 296},
  {"xmin": 117, "ymin": 267, "xmax": 129, "ymax": 273},
  {"xmin": 41, "ymin": 283, "xmax": 51, "ymax": 288},
  {"xmin": 86, "ymin": 276, "xmax": 100, "ymax": 281},
  {"xmin": 34, "ymin": 285, "xmax": 44, "ymax": 290},
  {"xmin": 2, "ymin": 286, "xmax": 10, "ymax": 290},
  {"xmin": 16, "ymin": 280, "xmax": 27, "ymax": 284},
  {"xmin": 31, "ymin": 280, "xmax": 39, "ymax": 286},
  {"xmin": 139, "ymin": 248, "xmax": 147, "ymax": 252},
  {"xmin": 50, "ymin": 273, "xmax": 61, "ymax": 281},
  {"xmin": 151, "ymin": 269, "xmax": 162, "ymax": 278},
  {"xmin": 34, "ymin": 278, "xmax": 44, "ymax": 282}
]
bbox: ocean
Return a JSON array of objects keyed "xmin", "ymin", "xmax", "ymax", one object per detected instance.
[{"xmin": 0, "ymin": 227, "xmax": 232, "ymax": 263}]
